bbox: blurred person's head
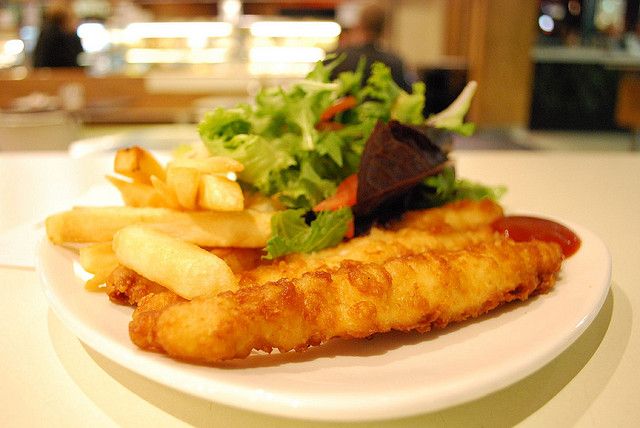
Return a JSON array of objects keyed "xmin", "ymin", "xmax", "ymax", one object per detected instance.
[
  {"xmin": 358, "ymin": 2, "xmax": 386, "ymax": 41},
  {"xmin": 44, "ymin": 0, "xmax": 78, "ymax": 33},
  {"xmin": 349, "ymin": 2, "xmax": 388, "ymax": 45}
]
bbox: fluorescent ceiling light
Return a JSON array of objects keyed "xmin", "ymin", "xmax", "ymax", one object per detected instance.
[
  {"xmin": 249, "ymin": 46, "xmax": 325, "ymax": 63},
  {"xmin": 0, "ymin": 39, "xmax": 25, "ymax": 67},
  {"xmin": 125, "ymin": 22, "xmax": 233, "ymax": 39},
  {"xmin": 77, "ymin": 23, "xmax": 110, "ymax": 52},
  {"xmin": 250, "ymin": 21, "xmax": 341, "ymax": 38},
  {"xmin": 126, "ymin": 48, "xmax": 227, "ymax": 64},
  {"xmin": 3, "ymin": 39, "xmax": 25, "ymax": 56},
  {"xmin": 248, "ymin": 62, "xmax": 313, "ymax": 77}
]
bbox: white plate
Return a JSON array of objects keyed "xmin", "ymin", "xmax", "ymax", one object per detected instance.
[{"xmin": 37, "ymin": 220, "xmax": 611, "ymax": 422}]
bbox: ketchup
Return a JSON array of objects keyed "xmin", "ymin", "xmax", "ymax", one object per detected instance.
[{"xmin": 491, "ymin": 216, "xmax": 581, "ymax": 257}]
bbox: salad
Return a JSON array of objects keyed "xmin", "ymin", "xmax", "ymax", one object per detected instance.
[{"xmin": 198, "ymin": 58, "xmax": 504, "ymax": 258}]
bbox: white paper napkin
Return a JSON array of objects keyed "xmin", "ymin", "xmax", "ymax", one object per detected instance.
[
  {"xmin": 0, "ymin": 222, "xmax": 42, "ymax": 269},
  {"xmin": 0, "ymin": 184, "xmax": 121, "ymax": 269}
]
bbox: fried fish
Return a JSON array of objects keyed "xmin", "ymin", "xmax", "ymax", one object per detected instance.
[
  {"xmin": 135, "ymin": 237, "xmax": 562, "ymax": 362},
  {"xmin": 107, "ymin": 199, "xmax": 565, "ymax": 362},
  {"xmin": 237, "ymin": 199, "xmax": 504, "ymax": 286}
]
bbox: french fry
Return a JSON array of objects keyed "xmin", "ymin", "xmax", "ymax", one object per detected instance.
[
  {"xmin": 85, "ymin": 274, "xmax": 109, "ymax": 291},
  {"xmin": 209, "ymin": 247, "xmax": 264, "ymax": 273},
  {"xmin": 79, "ymin": 242, "xmax": 119, "ymax": 291},
  {"xmin": 147, "ymin": 209, "xmax": 272, "ymax": 247},
  {"xmin": 150, "ymin": 176, "xmax": 181, "ymax": 210},
  {"xmin": 79, "ymin": 242, "xmax": 118, "ymax": 274},
  {"xmin": 106, "ymin": 175, "xmax": 166, "ymax": 207},
  {"xmin": 46, "ymin": 206, "xmax": 166, "ymax": 244},
  {"xmin": 114, "ymin": 146, "xmax": 166, "ymax": 183},
  {"xmin": 198, "ymin": 175, "xmax": 244, "ymax": 212},
  {"xmin": 168, "ymin": 156, "xmax": 244, "ymax": 174},
  {"xmin": 244, "ymin": 191, "xmax": 284, "ymax": 212},
  {"xmin": 166, "ymin": 166, "xmax": 200, "ymax": 210},
  {"xmin": 45, "ymin": 206, "xmax": 273, "ymax": 247},
  {"xmin": 113, "ymin": 226, "xmax": 237, "ymax": 299}
]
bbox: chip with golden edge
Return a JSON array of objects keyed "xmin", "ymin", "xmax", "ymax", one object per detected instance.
[
  {"xmin": 165, "ymin": 166, "xmax": 200, "ymax": 210},
  {"xmin": 150, "ymin": 176, "xmax": 181, "ymax": 210},
  {"xmin": 114, "ymin": 146, "xmax": 166, "ymax": 184},
  {"xmin": 198, "ymin": 175, "xmax": 244, "ymax": 212},
  {"xmin": 105, "ymin": 175, "xmax": 166, "ymax": 208},
  {"xmin": 243, "ymin": 191, "xmax": 283, "ymax": 212},
  {"xmin": 169, "ymin": 156, "xmax": 244, "ymax": 174},
  {"xmin": 113, "ymin": 225, "xmax": 238, "ymax": 300},
  {"xmin": 45, "ymin": 206, "xmax": 273, "ymax": 247},
  {"xmin": 79, "ymin": 242, "xmax": 119, "ymax": 291}
]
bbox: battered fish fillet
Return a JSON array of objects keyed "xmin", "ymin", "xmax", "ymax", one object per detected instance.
[
  {"xmin": 238, "ymin": 227, "xmax": 495, "ymax": 286},
  {"xmin": 111, "ymin": 200, "xmax": 503, "ymax": 302},
  {"xmin": 208, "ymin": 247, "xmax": 264, "ymax": 273},
  {"xmin": 390, "ymin": 198, "xmax": 504, "ymax": 232},
  {"xmin": 105, "ymin": 265, "xmax": 167, "ymax": 306},
  {"xmin": 105, "ymin": 247, "xmax": 264, "ymax": 306},
  {"xmin": 132, "ymin": 237, "xmax": 563, "ymax": 362},
  {"xmin": 129, "ymin": 292, "xmax": 186, "ymax": 351},
  {"xmin": 238, "ymin": 199, "xmax": 504, "ymax": 286}
]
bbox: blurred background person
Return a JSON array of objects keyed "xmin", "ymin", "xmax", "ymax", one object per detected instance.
[
  {"xmin": 33, "ymin": 1, "xmax": 84, "ymax": 68},
  {"xmin": 330, "ymin": 1, "xmax": 414, "ymax": 91}
]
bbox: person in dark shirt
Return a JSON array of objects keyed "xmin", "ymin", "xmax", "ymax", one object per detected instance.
[
  {"xmin": 33, "ymin": 2, "xmax": 84, "ymax": 68},
  {"xmin": 330, "ymin": 2, "xmax": 414, "ymax": 91}
]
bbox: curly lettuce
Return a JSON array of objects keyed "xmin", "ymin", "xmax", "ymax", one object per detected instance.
[{"xmin": 198, "ymin": 59, "xmax": 482, "ymax": 258}]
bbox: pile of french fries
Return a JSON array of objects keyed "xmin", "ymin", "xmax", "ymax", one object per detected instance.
[{"xmin": 46, "ymin": 146, "xmax": 277, "ymax": 299}]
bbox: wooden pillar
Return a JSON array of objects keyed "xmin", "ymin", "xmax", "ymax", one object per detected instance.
[
  {"xmin": 444, "ymin": 0, "xmax": 471, "ymax": 57},
  {"xmin": 447, "ymin": 0, "xmax": 538, "ymax": 128}
]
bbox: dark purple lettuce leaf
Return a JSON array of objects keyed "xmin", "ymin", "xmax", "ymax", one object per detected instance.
[{"xmin": 353, "ymin": 120, "xmax": 448, "ymax": 231}]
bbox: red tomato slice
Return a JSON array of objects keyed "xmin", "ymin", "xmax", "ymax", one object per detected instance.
[
  {"xmin": 344, "ymin": 218, "xmax": 355, "ymax": 239},
  {"xmin": 315, "ymin": 121, "xmax": 345, "ymax": 131},
  {"xmin": 313, "ymin": 174, "xmax": 358, "ymax": 212},
  {"xmin": 319, "ymin": 96, "xmax": 358, "ymax": 122}
]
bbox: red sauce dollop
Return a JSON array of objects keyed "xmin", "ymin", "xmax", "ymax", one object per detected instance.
[{"xmin": 491, "ymin": 216, "xmax": 581, "ymax": 257}]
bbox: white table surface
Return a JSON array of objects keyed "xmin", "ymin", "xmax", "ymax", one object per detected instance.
[{"xmin": 1, "ymin": 149, "xmax": 639, "ymax": 427}]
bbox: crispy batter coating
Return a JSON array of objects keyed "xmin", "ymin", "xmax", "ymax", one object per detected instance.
[
  {"xmin": 129, "ymin": 292, "xmax": 186, "ymax": 351},
  {"xmin": 138, "ymin": 237, "xmax": 562, "ymax": 362},
  {"xmin": 108, "ymin": 200, "xmax": 503, "ymax": 305},
  {"xmin": 208, "ymin": 247, "xmax": 264, "ymax": 273},
  {"xmin": 238, "ymin": 199, "xmax": 503, "ymax": 286},
  {"xmin": 390, "ymin": 198, "xmax": 504, "ymax": 232},
  {"xmin": 105, "ymin": 265, "xmax": 167, "ymax": 306},
  {"xmin": 238, "ymin": 227, "xmax": 495, "ymax": 286},
  {"xmin": 106, "ymin": 248, "xmax": 264, "ymax": 307},
  {"xmin": 123, "ymin": 199, "xmax": 566, "ymax": 362}
]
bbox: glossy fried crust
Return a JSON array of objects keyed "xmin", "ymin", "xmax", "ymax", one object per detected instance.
[
  {"xmin": 124, "ymin": 199, "xmax": 564, "ymax": 362},
  {"xmin": 105, "ymin": 265, "xmax": 167, "ymax": 306},
  {"xmin": 237, "ymin": 228, "xmax": 496, "ymax": 287},
  {"xmin": 129, "ymin": 292, "xmax": 186, "ymax": 351},
  {"xmin": 112, "ymin": 200, "xmax": 504, "ymax": 304},
  {"xmin": 389, "ymin": 198, "xmax": 504, "ymax": 232},
  {"xmin": 106, "ymin": 248, "xmax": 264, "ymax": 307},
  {"xmin": 136, "ymin": 237, "xmax": 562, "ymax": 362},
  {"xmin": 238, "ymin": 199, "xmax": 504, "ymax": 286}
]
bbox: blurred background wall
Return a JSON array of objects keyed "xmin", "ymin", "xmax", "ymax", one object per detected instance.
[{"xmin": 0, "ymin": 0, "xmax": 638, "ymax": 137}]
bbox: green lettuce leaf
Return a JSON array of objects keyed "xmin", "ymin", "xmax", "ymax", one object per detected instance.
[
  {"xmin": 392, "ymin": 81, "xmax": 426, "ymax": 124},
  {"xmin": 201, "ymin": 133, "xmax": 296, "ymax": 194},
  {"xmin": 199, "ymin": 59, "xmax": 408, "ymax": 211},
  {"xmin": 426, "ymin": 81, "xmax": 477, "ymax": 136},
  {"xmin": 423, "ymin": 166, "xmax": 506, "ymax": 205},
  {"xmin": 265, "ymin": 208, "xmax": 353, "ymax": 259},
  {"xmin": 197, "ymin": 107, "xmax": 252, "ymax": 141},
  {"xmin": 198, "ymin": 59, "xmax": 485, "ymax": 255},
  {"xmin": 277, "ymin": 160, "xmax": 337, "ymax": 210}
]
